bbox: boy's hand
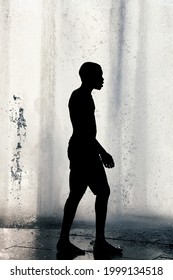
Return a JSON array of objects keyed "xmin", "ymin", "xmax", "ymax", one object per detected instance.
[{"xmin": 101, "ymin": 152, "xmax": 115, "ymax": 168}]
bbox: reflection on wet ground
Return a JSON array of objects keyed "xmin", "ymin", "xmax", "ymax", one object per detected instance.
[{"xmin": 0, "ymin": 216, "xmax": 173, "ymax": 260}]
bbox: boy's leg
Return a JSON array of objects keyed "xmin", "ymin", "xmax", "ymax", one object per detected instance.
[
  {"xmin": 89, "ymin": 161, "xmax": 123, "ymax": 255},
  {"xmin": 95, "ymin": 186, "xmax": 110, "ymax": 243},
  {"xmin": 88, "ymin": 160, "xmax": 110, "ymax": 242},
  {"xmin": 57, "ymin": 170, "xmax": 87, "ymax": 253},
  {"xmin": 58, "ymin": 189, "xmax": 85, "ymax": 240},
  {"xmin": 94, "ymin": 186, "xmax": 123, "ymax": 255}
]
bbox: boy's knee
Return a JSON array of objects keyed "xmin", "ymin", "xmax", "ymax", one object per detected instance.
[
  {"xmin": 68, "ymin": 188, "xmax": 86, "ymax": 202},
  {"xmin": 97, "ymin": 184, "xmax": 110, "ymax": 199}
]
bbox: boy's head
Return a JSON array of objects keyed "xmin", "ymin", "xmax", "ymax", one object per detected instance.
[{"xmin": 79, "ymin": 62, "xmax": 104, "ymax": 90}]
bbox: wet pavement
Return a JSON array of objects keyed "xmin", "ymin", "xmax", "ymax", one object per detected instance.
[{"xmin": 0, "ymin": 216, "xmax": 173, "ymax": 260}]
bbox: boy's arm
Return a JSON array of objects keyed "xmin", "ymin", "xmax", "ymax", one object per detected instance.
[{"xmin": 95, "ymin": 139, "xmax": 115, "ymax": 168}]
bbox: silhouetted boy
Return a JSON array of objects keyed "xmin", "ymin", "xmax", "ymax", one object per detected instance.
[{"xmin": 57, "ymin": 62, "xmax": 122, "ymax": 256}]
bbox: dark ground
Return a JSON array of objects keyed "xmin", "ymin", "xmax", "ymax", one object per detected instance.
[{"xmin": 1, "ymin": 216, "xmax": 173, "ymax": 260}]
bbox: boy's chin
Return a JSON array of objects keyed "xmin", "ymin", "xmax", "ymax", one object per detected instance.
[{"xmin": 95, "ymin": 85, "xmax": 103, "ymax": 90}]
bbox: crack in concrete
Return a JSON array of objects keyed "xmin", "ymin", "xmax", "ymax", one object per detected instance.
[
  {"xmin": 4, "ymin": 245, "xmax": 52, "ymax": 251},
  {"xmin": 70, "ymin": 233, "xmax": 173, "ymax": 247}
]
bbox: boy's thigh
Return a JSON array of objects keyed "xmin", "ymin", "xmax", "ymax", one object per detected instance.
[
  {"xmin": 69, "ymin": 168, "xmax": 88, "ymax": 195},
  {"xmin": 69, "ymin": 158, "xmax": 110, "ymax": 196},
  {"xmin": 88, "ymin": 161, "xmax": 110, "ymax": 195}
]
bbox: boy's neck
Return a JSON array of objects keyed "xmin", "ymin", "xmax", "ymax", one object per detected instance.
[{"xmin": 80, "ymin": 83, "xmax": 93, "ymax": 94}]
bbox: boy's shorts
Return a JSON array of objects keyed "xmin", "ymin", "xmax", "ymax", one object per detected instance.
[{"xmin": 68, "ymin": 140, "xmax": 110, "ymax": 195}]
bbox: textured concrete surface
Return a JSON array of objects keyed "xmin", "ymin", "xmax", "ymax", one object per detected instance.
[{"xmin": 0, "ymin": 217, "xmax": 173, "ymax": 260}]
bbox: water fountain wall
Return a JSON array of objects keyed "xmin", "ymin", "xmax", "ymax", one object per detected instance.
[{"xmin": 1, "ymin": 0, "xmax": 173, "ymax": 226}]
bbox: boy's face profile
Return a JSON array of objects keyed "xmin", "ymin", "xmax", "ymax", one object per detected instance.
[
  {"xmin": 92, "ymin": 67, "xmax": 104, "ymax": 90},
  {"xmin": 80, "ymin": 62, "xmax": 104, "ymax": 90}
]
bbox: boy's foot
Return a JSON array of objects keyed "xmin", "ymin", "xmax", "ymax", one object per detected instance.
[
  {"xmin": 94, "ymin": 240, "xmax": 123, "ymax": 256},
  {"xmin": 56, "ymin": 239, "xmax": 85, "ymax": 255}
]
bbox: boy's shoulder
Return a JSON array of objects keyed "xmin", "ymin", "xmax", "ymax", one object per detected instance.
[
  {"xmin": 69, "ymin": 88, "xmax": 83, "ymax": 105},
  {"xmin": 71, "ymin": 88, "xmax": 80, "ymax": 97}
]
